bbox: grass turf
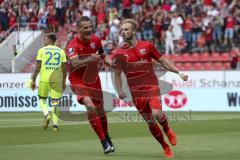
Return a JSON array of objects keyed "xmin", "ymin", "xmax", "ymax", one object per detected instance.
[{"xmin": 0, "ymin": 112, "xmax": 240, "ymax": 160}]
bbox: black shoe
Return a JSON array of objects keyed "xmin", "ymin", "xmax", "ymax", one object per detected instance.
[
  {"xmin": 106, "ymin": 135, "xmax": 115, "ymax": 152},
  {"xmin": 101, "ymin": 139, "xmax": 112, "ymax": 154}
]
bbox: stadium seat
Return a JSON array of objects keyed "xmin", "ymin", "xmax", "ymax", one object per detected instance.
[
  {"xmin": 192, "ymin": 63, "xmax": 202, "ymax": 70},
  {"xmin": 170, "ymin": 54, "xmax": 180, "ymax": 62},
  {"xmin": 182, "ymin": 63, "xmax": 193, "ymax": 70},
  {"xmin": 223, "ymin": 62, "xmax": 231, "ymax": 70},
  {"xmin": 175, "ymin": 63, "xmax": 183, "ymax": 70},
  {"xmin": 210, "ymin": 52, "xmax": 221, "ymax": 62},
  {"xmin": 179, "ymin": 53, "xmax": 191, "ymax": 62},
  {"xmin": 163, "ymin": 54, "xmax": 171, "ymax": 59},
  {"xmin": 191, "ymin": 53, "xmax": 200, "ymax": 62},
  {"xmin": 230, "ymin": 49, "xmax": 239, "ymax": 56},
  {"xmin": 199, "ymin": 52, "xmax": 210, "ymax": 62},
  {"xmin": 213, "ymin": 62, "xmax": 224, "ymax": 70},
  {"xmin": 203, "ymin": 62, "xmax": 214, "ymax": 70},
  {"xmin": 220, "ymin": 53, "xmax": 232, "ymax": 62}
]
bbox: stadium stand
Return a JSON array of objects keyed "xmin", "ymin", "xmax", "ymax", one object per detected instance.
[{"xmin": 0, "ymin": 0, "xmax": 239, "ymax": 72}]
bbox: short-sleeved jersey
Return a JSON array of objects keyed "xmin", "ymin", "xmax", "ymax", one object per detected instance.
[
  {"xmin": 112, "ymin": 41, "xmax": 162, "ymax": 97},
  {"xmin": 37, "ymin": 45, "xmax": 67, "ymax": 82},
  {"xmin": 66, "ymin": 34, "xmax": 104, "ymax": 85}
]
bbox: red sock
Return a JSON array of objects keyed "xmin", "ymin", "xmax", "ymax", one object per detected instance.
[
  {"xmin": 100, "ymin": 113, "xmax": 109, "ymax": 136},
  {"xmin": 87, "ymin": 110, "xmax": 105, "ymax": 140},
  {"xmin": 141, "ymin": 112, "xmax": 168, "ymax": 148},
  {"xmin": 149, "ymin": 124, "xmax": 168, "ymax": 148},
  {"xmin": 157, "ymin": 112, "xmax": 170, "ymax": 133}
]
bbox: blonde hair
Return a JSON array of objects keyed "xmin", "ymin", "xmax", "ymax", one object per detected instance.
[{"xmin": 121, "ymin": 19, "xmax": 138, "ymax": 31}]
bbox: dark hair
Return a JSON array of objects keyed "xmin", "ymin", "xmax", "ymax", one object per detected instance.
[
  {"xmin": 46, "ymin": 33, "xmax": 57, "ymax": 43},
  {"xmin": 77, "ymin": 16, "xmax": 91, "ymax": 27}
]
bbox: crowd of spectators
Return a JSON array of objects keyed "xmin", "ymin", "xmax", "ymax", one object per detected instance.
[{"xmin": 0, "ymin": 0, "xmax": 240, "ymax": 55}]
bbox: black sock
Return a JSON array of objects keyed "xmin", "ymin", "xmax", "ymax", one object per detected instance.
[{"xmin": 106, "ymin": 135, "xmax": 113, "ymax": 146}]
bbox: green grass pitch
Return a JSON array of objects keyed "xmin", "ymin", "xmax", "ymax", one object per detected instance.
[{"xmin": 0, "ymin": 112, "xmax": 240, "ymax": 160}]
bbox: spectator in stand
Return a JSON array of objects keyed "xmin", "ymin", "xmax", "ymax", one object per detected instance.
[
  {"xmin": 132, "ymin": 0, "xmax": 144, "ymax": 15},
  {"xmin": 192, "ymin": 15, "xmax": 203, "ymax": 47},
  {"xmin": 203, "ymin": 0, "xmax": 213, "ymax": 11},
  {"xmin": 66, "ymin": 6, "xmax": 75, "ymax": 25},
  {"xmin": 224, "ymin": 12, "xmax": 235, "ymax": 46},
  {"xmin": 108, "ymin": 7, "xmax": 118, "ymax": 26},
  {"xmin": 162, "ymin": 11, "xmax": 171, "ymax": 32},
  {"xmin": 0, "ymin": 0, "xmax": 239, "ymax": 54},
  {"xmin": 12, "ymin": 0, "xmax": 20, "ymax": 16},
  {"xmin": 8, "ymin": 7, "xmax": 17, "ymax": 30},
  {"xmin": 162, "ymin": 0, "xmax": 172, "ymax": 12},
  {"xmin": 192, "ymin": 32, "xmax": 207, "ymax": 53},
  {"xmin": 183, "ymin": 14, "xmax": 193, "ymax": 50},
  {"xmin": 147, "ymin": 0, "xmax": 160, "ymax": 7},
  {"xmin": 0, "ymin": 6, "xmax": 8, "ymax": 30},
  {"xmin": 234, "ymin": 10, "xmax": 240, "ymax": 47},
  {"xmin": 153, "ymin": 8, "xmax": 163, "ymax": 45},
  {"xmin": 19, "ymin": 12, "xmax": 29, "ymax": 30},
  {"xmin": 19, "ymin": 3, "xmax": 30, "ymax": 30},
  {"xmin": 96, "ymin": 24, "xmax": 108, "ymax": 41},
  {"xmin": 122, "ymin": 0, "xmax": 132, "ymax": 19},
  {"xmin": 29, "ymin": 0, "xmax": 39, "ymax": 16},
  {"xmin": 38, "ymin": 8, "xmax": 48, "ymax": 31},
  {"xmin": 170, "ymin": 11, "xmax": 183, "ymax": 41},
  {"xmin": 29, "ymin": 9, "xmax": 38, "ymax": 30},
  {"xmin": 109, "ymin": 18, "xmax": 119, "ymax": 43},
  {"xmin": 55, "ymin": 0, "xmax": 65, "ymax": 27},
  {"xmin": 143, "ymin": 12, "xmax": 153, "ymax": 41},
  {"xmin": 204, "ymin": 23, "xmax": 213, "ymax": 53},
  {"xmin": 165, "ymin": 25, "xmax": 175, "ymax": 54},
  {"xmin": 46, "ymin": 1, "xmax": 57, "ymax": 32},
  {"xmin": 212, "ymin": 11, "xmax": 223, "ymax": 46},
  {"xmin": 96, "ymin": 0, "xmax": 107, "ymax": 27},
  {"xmin": 0, "ymin": 24, "xmax": 7, "ymax": 42}
]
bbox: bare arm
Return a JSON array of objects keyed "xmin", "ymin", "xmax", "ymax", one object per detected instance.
[
  {"xmin": 31, "ymin": 60, "xmax": 41, "ymax": 82},
  {"xmin": 157, "ymin": 57, "xmax": 188, "ymax": 81},
  {"xmin": 157, "ymin": 57, "xmax": 180, "ymax": 74},
  {"xmin": 69, "ymin": 51, "xmax": 100, "ymax": 69},
  {"xmin": 69, "ymin": 56, "xmax": 90, "ymax": 69},
  {"xmin": 114, "ymin": 69, "xmax": 126, "ymax": 99},
  {"xmin": 30, "ymin": 60, "xmax": 41, "ymax": 90}
]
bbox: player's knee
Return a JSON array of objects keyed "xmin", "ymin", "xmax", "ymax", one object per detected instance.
[
  {"xmin": 83, "ymin": 97, "xmax": 96, "ymax": 110},
  {"xmin": 86, "ymin": 104, "xmax": 96, "ymax": 111},
  {"xmin": 152, "ymin": 110, "xmax": 165, "ymax": 120},
  {"xmin": 84, "ymin": 101, "xmax": 96, "ymax": 110},
  {"xmin": 152, "ymin": 110, "xmax": 160, "ymax": 118}
]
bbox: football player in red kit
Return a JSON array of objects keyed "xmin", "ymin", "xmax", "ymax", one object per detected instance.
[
  {"xmin": 111, "ymin": 19, "xmax": 188, "ymax": 158},
  {"xmin": 66, "ymin": 16, "xmax": 114, "ymax": 154}
]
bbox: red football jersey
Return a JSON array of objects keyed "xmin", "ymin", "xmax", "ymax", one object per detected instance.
[
  {"xmin": 112, "ymin": 41, "xmax": 162, "ymax": 97},
  {"xmin": 66, "ymin": 34, "xmax": 104, "ymax": 85}
]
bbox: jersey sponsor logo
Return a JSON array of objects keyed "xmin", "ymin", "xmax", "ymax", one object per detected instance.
[
  {"xmin": 90, "ymin": 43, "xmax": 96, "ymax": 49},
  {"xmin": 139, "ymin": 49, "xmax": 146, "ymax": 55},
  {"xmin": 164, "ymin": 90, "xmax": 187, "ymax": 109}
]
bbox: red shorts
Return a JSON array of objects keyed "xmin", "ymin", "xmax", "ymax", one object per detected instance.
[
  {"xmin": 70, "ymin": 78, "xmax": 103, "ymax": 107},
  {"xmin": 133, "ymin": 96, "xmax": 162, "ymax": 114}
]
